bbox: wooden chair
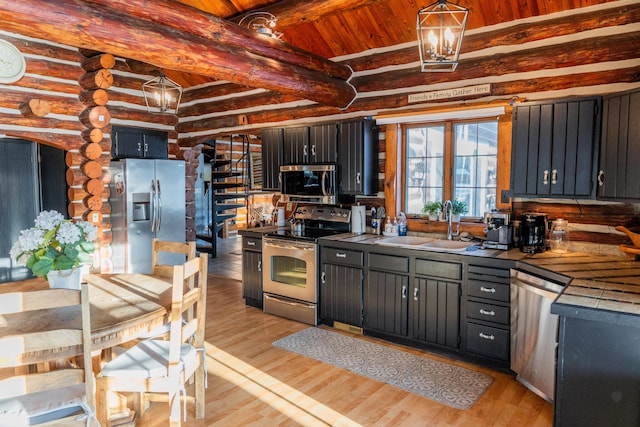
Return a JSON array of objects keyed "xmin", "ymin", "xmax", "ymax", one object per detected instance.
[
  {"xmin": 96, "ymin": 253, "xmax": 209, "ymax": 427},
  {"xmin": 0, "ymin": 284, "xmax": 97, "ymax": 426},
  {"xmin": 151, "ymin": 238, "xmax": 197, "ymax": 279}
]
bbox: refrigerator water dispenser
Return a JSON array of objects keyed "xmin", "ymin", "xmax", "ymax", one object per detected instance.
[{"xmin": 132, "ymin": 193, "xmax": 150, "ymax": 221}]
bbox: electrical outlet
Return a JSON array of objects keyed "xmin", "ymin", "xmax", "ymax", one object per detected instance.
[{"xmin": 501, "ymin": 190, "xmax": 511, "ymax": 203}]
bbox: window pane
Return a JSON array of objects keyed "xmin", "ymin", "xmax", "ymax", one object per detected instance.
[
  {"xmin": 454, "ymin": 121, "xmax": 498, "ymax": 217},
  {"xmin": 405, "ymin": 125, "xmax": 444, "ymax": 215}
]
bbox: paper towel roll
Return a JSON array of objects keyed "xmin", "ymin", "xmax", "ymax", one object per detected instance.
[
  {"xmin": 276, "ymin": 207, "xmax": 286, "ymax": 226},
  {"xmin": 351, "ymin": 205, "xmax": 366, "ymax": 234}
]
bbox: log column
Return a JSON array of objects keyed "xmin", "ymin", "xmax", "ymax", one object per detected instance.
[
  {"xmin": 73, "ymin": 52, "xmax": 115, "ymax": 273},
  {"xmin": 176, "ymin": 146, "xmax": 202, "ymax": 242}
]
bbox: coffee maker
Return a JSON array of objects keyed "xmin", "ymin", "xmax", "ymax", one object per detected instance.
[
  {"xmin": 519, "ymin": 213, "xmax": 548, "ymax": 253},
  {"xmin": 482, "ymin": 211, "xmax": 513, "ymax": 250}
]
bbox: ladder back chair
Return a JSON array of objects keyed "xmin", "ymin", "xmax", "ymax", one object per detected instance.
[
  {"xmin": 0, "ymin": 284, "xmax": 97, "ymax": 426},
  {"xmin": 151, "ymin": 238, "xmax": 197, "ymax": 280},
  {"xmin": 96, "ymin": 253, "xmax": 209, "ymax": 427}
]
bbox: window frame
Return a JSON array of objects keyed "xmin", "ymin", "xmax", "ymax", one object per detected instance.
[{"xmin": 401, "ymin": 117, "xmax": 500, "ymax": 220}]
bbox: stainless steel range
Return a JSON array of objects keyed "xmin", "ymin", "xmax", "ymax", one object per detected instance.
[{"xmin": 262, "ymin": 205, "xmax": 351, "ymax": 325}]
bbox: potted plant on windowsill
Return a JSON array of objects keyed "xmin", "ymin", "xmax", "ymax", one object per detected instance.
[
  {"xmin": 422, "ymin": 201, "xmax": 443, "ymax": 221},
  {"xmin": 449, "ymin": 199, "xmax": 468, "ymax": 223},
  {"xmin": 10, "ymin": 210, "xmax": 98, "ymax": 289}
]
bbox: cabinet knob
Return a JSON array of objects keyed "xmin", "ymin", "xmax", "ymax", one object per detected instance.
[
  {"xmin": 480, "ymin": 286, "xmax": 496, "ymax": 293},
  {"xmin": 257, "ymin": 260, "xmax": 262, "ymax": 272},
  {"xmin": 335, "ymin": 252, "xmax": 347, "ymax": 258},
  {"xmin": 543, "ymin": 169, "xmax": 549, "ymax": 185},
  {"xmin": 356, "ymin": 172, "xmax": 361, "ymax": 184},
  {"xmin": 479, "ymin": 309, "xmax": 496, "ymax": 316},
  {"xmin": 598, "ymin": 169, "xmax": 605, "ymax": 186},
  {"xmin": 321, "ymin": 271, "xmax": 326, "ymax": 284},
  {"xmin": 401, "ymin": 285, "xmax": 407, "ymax": 299},
  {"xmin": 413, "ymin": 287, "xmax": 419, "ymax": 301},
  {"xmin": 551, "ymin": 169, "xmax": 557, "ymax": 185}
]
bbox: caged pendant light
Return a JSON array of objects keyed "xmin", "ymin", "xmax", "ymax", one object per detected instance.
[
  {"xmin": 416, "ymin": 0, "xmax": 468, "ymax": 72},
  {"xmin": 142, "ymin": 72, "xmax": 183, "ymax": 114}
]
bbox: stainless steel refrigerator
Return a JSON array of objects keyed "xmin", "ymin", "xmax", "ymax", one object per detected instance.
[{"xmin": 109, "ymin": 159, "xmax": 186, "ymax": 273}]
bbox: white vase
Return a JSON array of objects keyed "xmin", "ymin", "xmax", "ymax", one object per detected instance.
[
  {"xmin": 47, "ymin": 267, "xmax": 83, "ymax": 290},
  {"xmin": 451, "ymin": 214, "xmax": 461, "ymax": 223}
]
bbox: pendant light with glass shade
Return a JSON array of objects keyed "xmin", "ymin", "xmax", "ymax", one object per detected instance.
[{"xmin": 416, "ymin": 0, "xmax": 468, "ymax": 72}]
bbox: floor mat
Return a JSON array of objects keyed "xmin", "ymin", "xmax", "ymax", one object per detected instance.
[{"xmin": 273, "ymin": 327, "xmax": 493, "ymax": 410}]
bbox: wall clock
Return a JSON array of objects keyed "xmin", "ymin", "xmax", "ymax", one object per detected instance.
[{"xmin": 0, "ymin": 39, "xmax": 26, "ymax": 84}]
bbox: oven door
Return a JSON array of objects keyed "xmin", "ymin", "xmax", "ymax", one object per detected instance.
[{"xmin": 262, "ymin": 237, "xmax": 317, "ymax": 303}]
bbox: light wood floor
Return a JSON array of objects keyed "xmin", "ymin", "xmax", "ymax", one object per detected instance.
[{"xmin": 134, "ymin": 261, "xmax": 553, "ymax": 426}]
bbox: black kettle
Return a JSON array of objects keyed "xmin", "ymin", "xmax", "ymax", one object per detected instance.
[{"xmin": 519, "ymin": 213, "xmax": 548, "ymax": 253}]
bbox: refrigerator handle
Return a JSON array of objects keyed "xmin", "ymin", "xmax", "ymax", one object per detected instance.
[
  {"xmin": 156, "ymin": 179, "xmax": 163, "ymax": 231},
  {"xmin": 151, "ymin": 179, "xmax": 157, "ymax": 232}
]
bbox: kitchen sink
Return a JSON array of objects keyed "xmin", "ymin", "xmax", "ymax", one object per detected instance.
[
  {"xmin": 419, "ymin": 240, "xmax": 474, "ymax": 251},
  {"xmin": 375, "ymin": 236, "xmax": 474, "ymax": 252},
  {"xmin": 375, "ymin": 236, "xmax": 436, "ymax": 246}
]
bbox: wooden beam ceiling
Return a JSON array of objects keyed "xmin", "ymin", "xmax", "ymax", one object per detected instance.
[{"xmin": 0, "ymin": 0, "xmax": 357, "ymax": 108}]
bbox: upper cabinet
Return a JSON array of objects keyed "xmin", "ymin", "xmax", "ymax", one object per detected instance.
[
  {"xmin": 510, "ymin": 96, "xmax": 601, "ymax": 199},
  {"xmin": 282, "ymin": 124, "xmax": 338, "ymax": 164},
  {"xmin": 597, "ymin": 89, "xmax": 640, "ymax": 200},
  {"xmin": 261, "ymin": 128, "xmax": 283, "ymax": 192},
  {"xmin": 111, "ymin": 126, "xmax": 168, "ymax": 160},
  {"xmin": 339, "ymin": 119, "xmax": 378, "ymax": 196}
]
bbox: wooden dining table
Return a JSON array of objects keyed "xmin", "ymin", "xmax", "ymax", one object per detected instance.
[{"xmin": 0, "ymin": 273, "xmax": 175, "ymax": 363}]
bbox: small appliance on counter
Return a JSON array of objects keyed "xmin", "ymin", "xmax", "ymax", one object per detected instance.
[
  {"xmin": 482, "ymin": 211, "xmax": 513, "ymax": 250},
  {"xmin": 519, "ymin": 213, "xmax": 548, "ymax": 253}
]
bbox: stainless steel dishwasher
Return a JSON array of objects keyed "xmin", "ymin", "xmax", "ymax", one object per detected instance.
[{"xmin": 510, "ymin": 269, "xmax": 564, "ymax": 403}]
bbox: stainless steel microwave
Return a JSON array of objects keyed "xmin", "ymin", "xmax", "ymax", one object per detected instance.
[{"xmin": 280, "ymin": 164, "xmax": 337, "ymax": 205}]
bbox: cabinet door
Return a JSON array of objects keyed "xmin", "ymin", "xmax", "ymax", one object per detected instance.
[
  {"xmin": 283, "ymin": 127, "xmax": 310, "ymax": 164},
  {"xmin": 261, "ymin": 128, "xmax": 283, "ymax": 191},
  {"xmin": 112, "ymin": 126, "xmax": 144, "ymax": 159},
  {"xmin": 339, "ymin": 120, "xmax": 378, "ymax": 195},
  {"xmin": 598, "ymin": 89, "xmax": 640, "ymax": 199},
  {"xmin": 142, "ymin": 131, "xmax": 169, "ymax": 159},
  {"xmin": 320, "ymin": 263, "xmax": 363, "ymax": 327},
  {"xmin": 242, "ymin": 250, "xmax": 263, "ymax": 304},
  {"xmin": 411, "ymin": 278, "xmax": 460, "ymax": 349},
  {"xmin": 309, "ymin": 123, "xmax": 338, "ymax": 163},
  {"xmin": 511, "ymin": 97, "xmax": 600, "ymax": 198},
  {"xmin": 364, "ymin": 270, "xmax": 408, "ymax": 336}
]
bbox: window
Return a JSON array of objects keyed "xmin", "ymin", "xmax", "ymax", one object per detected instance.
[{"xmin": 404, "ymin": 120, "xmax": 498, "ymax": 218}]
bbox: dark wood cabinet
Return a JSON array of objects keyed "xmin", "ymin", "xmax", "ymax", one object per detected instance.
[
  {"xmin": 339, "ymin": 119, "xmax": 378, "ymax": 196},
  {"xmin": 597, "ymin": 88, "xmax": 640, "ymax": 199},
  {"xmin": 364, "ymin": 252, "xmax": 461, "ymax": 350},
  {"xmin": 463, "ymin": 263, "xmax": 512, "ymax": 365},
  {"xmin": 511, "ymin": 96, "xmax": 601, "ymax": 198},
  {"xmin": 552, "ymin": 312, "xmax": 640, "ymax": 426},
  {"xmin": 112, "ymin": 125, "xmax": 168, "ymax": 159},
  {"xmin": 320, "ymin": 246, "xmax": 363, "ymax": 327},
  {"xmin": 283, "ymin": 124, "xmax": 338, "ymax": 164},
  {"xmin": 261, "ymin": 128, "xmax": 283, "ymax": 191},
  {"xmin": 241, "ymin": 236, "xmax": 263, "ymax": 308}
]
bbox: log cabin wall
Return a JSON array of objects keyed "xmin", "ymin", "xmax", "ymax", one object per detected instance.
[
  {"xmin": 0, "ymin": 31, "xmax": 199, "ymax": 273},
  {"xmin": 178, "ymin": 1, "xmax": 639, "ymax": 254}
]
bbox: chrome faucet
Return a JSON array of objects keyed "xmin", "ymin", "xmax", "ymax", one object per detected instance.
[{"xmin": 444, "ymin": 199, "xmax": 460, "ymax": 240}]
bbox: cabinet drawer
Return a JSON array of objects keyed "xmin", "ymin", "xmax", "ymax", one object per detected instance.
[
  {"xmin": 322, "ymin": 247, "xmax": 363, "ymax": 267},
  {"xmin": 468, "ymin": 265, "xmax": 510, "ymax": 283},
  {"xmin": 467, "ymin": 279, "xmax": 510, "ymax": 302},
  {"xmin": 466, "ymin": 301, "xmax": 509, "ymax": 325},
  {"xmin": 466, "ymin": 322, "xmax": 509, "ymax": 361},
  {"xmin": 368, "ymin": 253, "xmax": 409, "ymax": 273},
  {"xmin": 415, "ymin": 258, "xmax": 461, "ymax": 281},
  {"xmin": 242, "ymin": 237, "xmax": 262, "ymax": 251}
]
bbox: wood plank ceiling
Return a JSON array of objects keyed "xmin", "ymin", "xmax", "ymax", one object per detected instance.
[{"xmin": 170, "ymin": 0, "xmax": 622, "ymax": 87}]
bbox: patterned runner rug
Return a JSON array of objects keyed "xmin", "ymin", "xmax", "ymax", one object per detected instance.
[{"xmin": 273, "ymin": 327, "xmax": 493, "ymax": 410}]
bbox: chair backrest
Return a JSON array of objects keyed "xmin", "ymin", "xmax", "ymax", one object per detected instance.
[
  {"xmin": 167, "ymin": 253, "xmax": 208, "ymax": 375},
  {"xmin": 151, "ymin": 238, "xmax": 197, "ymax": 279},
  {"xmin": 0, "ymin": 283, "xmax": 94, "ymax": 425}
]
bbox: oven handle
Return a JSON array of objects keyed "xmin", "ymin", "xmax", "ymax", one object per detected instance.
[{"xmin": 264, "ymin": 239, "xmax": 316, "ymax": 251}]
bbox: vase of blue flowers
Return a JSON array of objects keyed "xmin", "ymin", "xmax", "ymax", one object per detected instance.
[{"xmin": 10, "ymin": 210, "xmax": 98, "ymax": 288}]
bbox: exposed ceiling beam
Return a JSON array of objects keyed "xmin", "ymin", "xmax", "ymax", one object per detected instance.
[{"xmin": 0, "ymin": 0, "xmax": 357, "ymax": 108}]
